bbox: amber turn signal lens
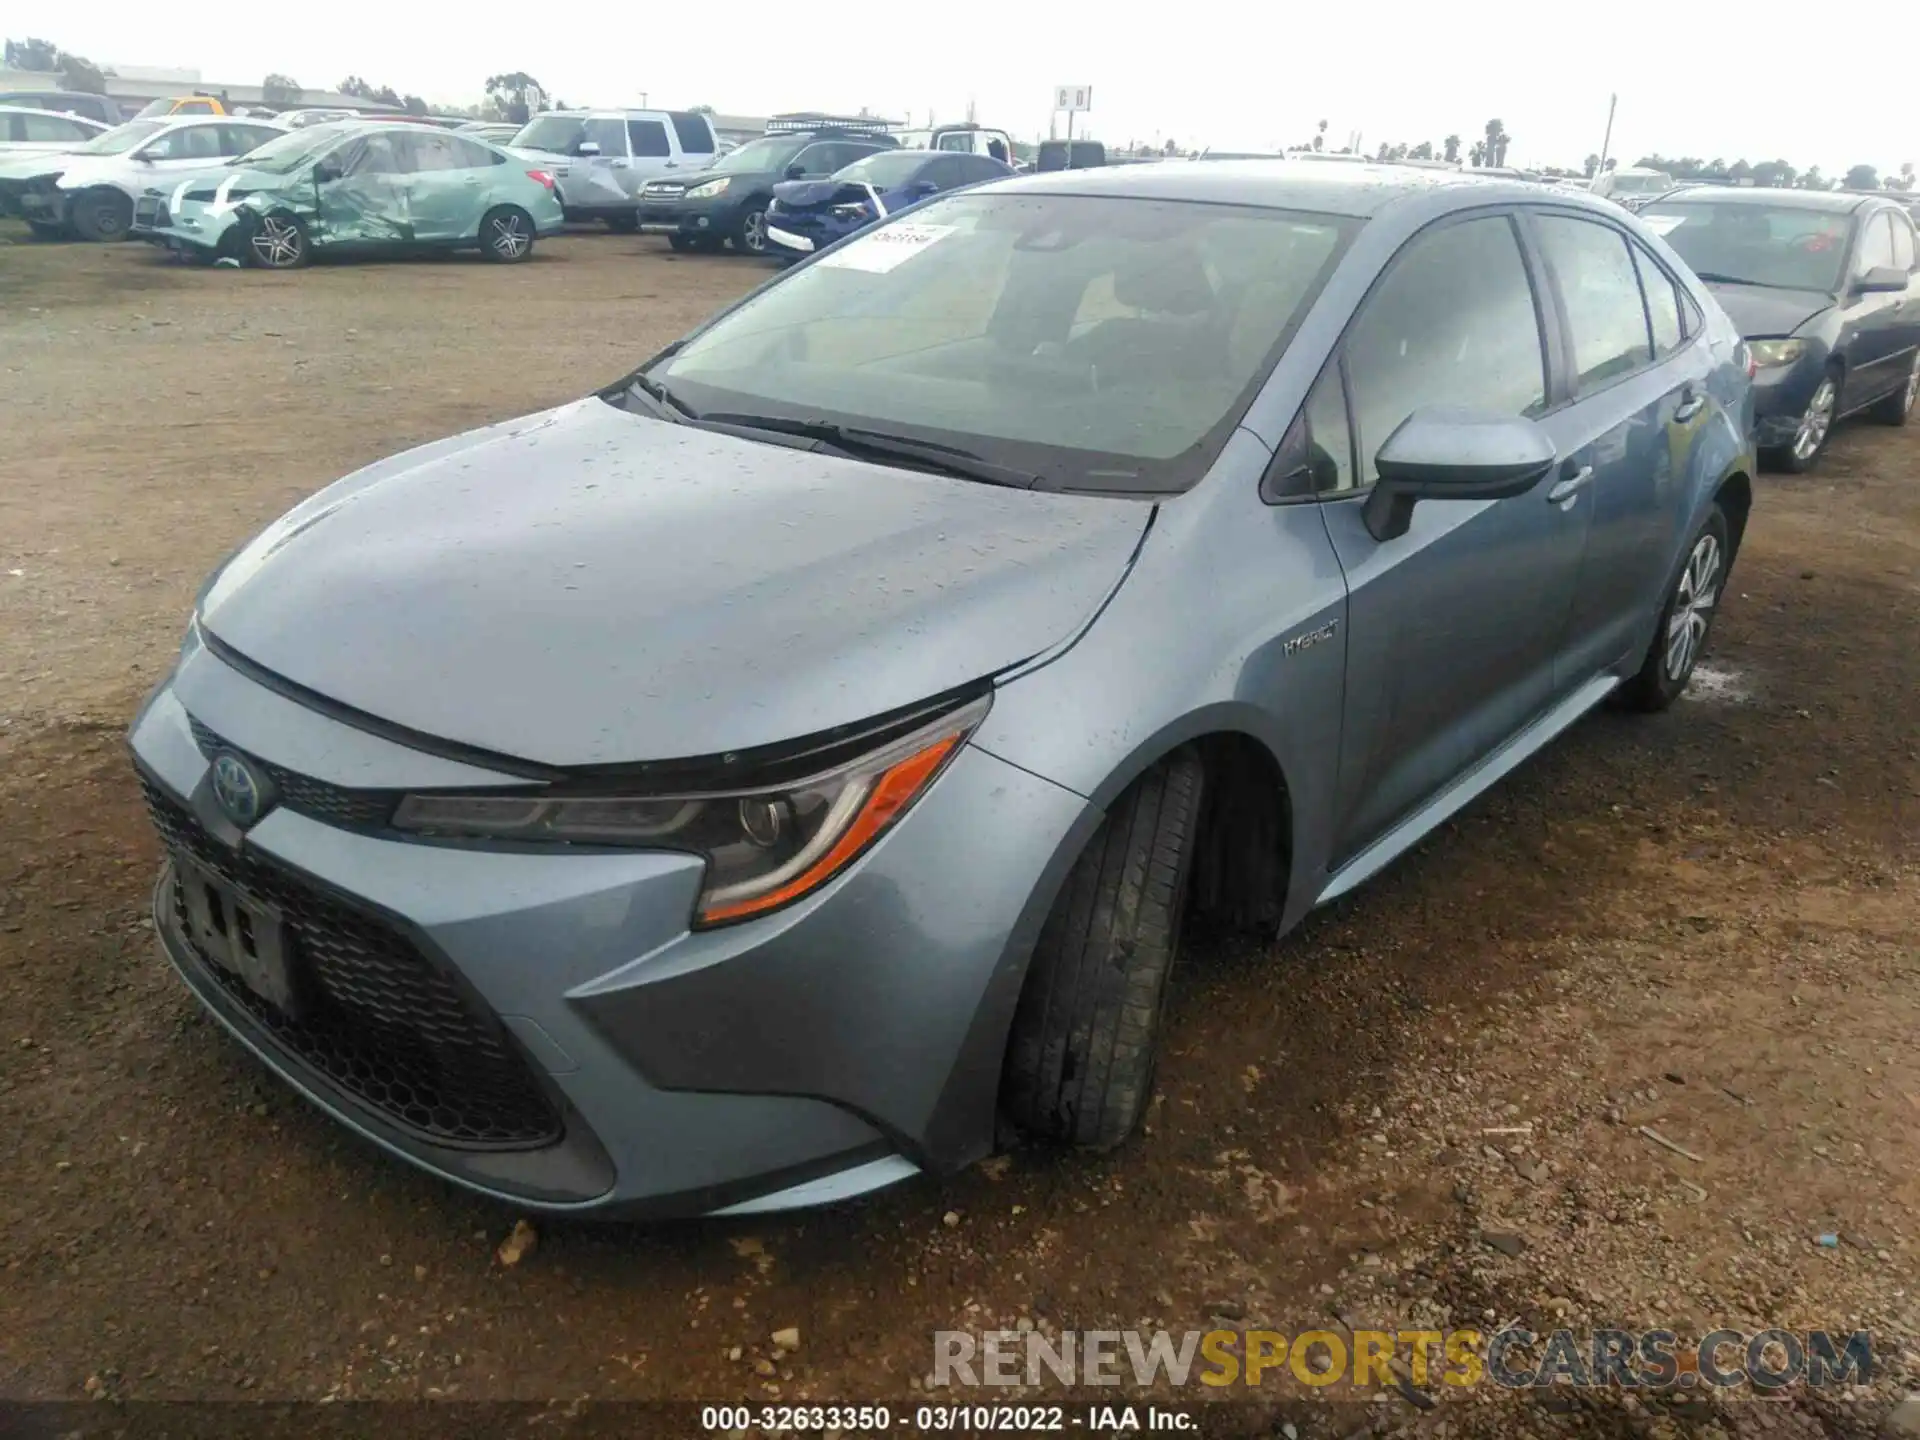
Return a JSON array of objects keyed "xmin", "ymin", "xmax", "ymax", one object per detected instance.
[{"xmin": 697, "ymin": 732, "xmax": 961, "ymax": 925}]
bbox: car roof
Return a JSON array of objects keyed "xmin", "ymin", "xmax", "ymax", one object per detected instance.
[
  {"xmin": 1656, "ymin": 184, "xmax": 1877, "ymax": 214},
  {"xmin": 0, "ymin": 104, "xmax": 107, "ymax": 127},
  {"xmin": 990, "ymin": 158, "xmax": 1600, "ymax": 219}
]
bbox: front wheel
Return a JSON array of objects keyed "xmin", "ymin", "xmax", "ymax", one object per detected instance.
[
  {"xmin": 1000, "ymin": 751, "xmax": 1205, "ymax": 1149},
  {"xmin": 1619, "ymin": 505, "xmax": 1731, "ymax": 712},
  {"xmin": 480, "ymin": 206, "xmax": 534, "ymax": 263},
  {"xmin": 730, "ymin": 205, "xmax": 770, "ymax": 255},
  {"xmin": 70, "ymin": 189, "xmax": 132, "ymax": 243},
  {"xmin": 245, "ymin": 211, "xmax": 310, "ymax": 269},
  {"xmin": 1767, "ymin": 372, "xmax": 1838, "ymax": 473}
]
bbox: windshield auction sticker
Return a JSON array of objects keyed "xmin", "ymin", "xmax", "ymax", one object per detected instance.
[{"xmin": 817, "ymin": 223, "xmax": 957, "ymax": 274}]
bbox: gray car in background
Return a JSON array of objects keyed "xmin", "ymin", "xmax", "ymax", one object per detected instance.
[{"xmin": 129, "ymin": 163, "xmax": 1755, "ymax": 1218}]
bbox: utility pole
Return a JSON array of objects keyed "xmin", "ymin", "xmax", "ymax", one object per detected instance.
[{"xmin": 1596, "ymin": 93, "xmax": 1616, "ymax": 177}]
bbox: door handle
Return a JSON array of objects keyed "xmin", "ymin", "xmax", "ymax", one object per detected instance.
[
  {"xmin": 1546, "ymin": 465, "xmax": 1593, "ymax": 506},
  {"xmin": 611, "ymin": 159, "xmax": 630, "ymax": 169},
  {"xmin": 1673, "ymin": 386, "xmax": 1706, "ymax": 422}
]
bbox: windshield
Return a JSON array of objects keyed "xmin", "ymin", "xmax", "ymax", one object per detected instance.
[
  {"xmin": 1612, "ymin": 172, "xmax": 1673, "ymax": 194},
  {"xmin": 655, "ymin": 192, "xmax": 1356, "ymax": 493},
  {"xmin": 236, "ymin": 125, "xmax": 352, "ymax": 174},
  {"xmin": 77, "ymin": 120, "xmax": 167, "ymax": 156},
  {"xmin": 837, "ymin": 151, "xmax": 931, "ymax": 188},
  {"xmin": 1640, "ymin": 202, "xmax": 1852, "ymax": 291},
  {"xmin": 708, "ymin": 135, "xmax": 806, "ymax": 175}
]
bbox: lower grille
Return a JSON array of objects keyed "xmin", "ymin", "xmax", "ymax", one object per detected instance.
[{"xmin": 143, "ymin": 777, "xmax": 561, "ymax": 1150}]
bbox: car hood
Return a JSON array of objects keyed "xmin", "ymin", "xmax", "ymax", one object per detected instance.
[
  {"xmin": 1705, "ymin": 281, "xmax": 1835, "ymax": 339},
  {"xmin": 0, "ymin": 153, "xmax": 67, "ymax": 183},
  {"xmin": 199, "ymin": 399, "xmax": 1150, "ymax": 768},
  {"xmin": 773, "ymin": 178, "xmax": 873, "ymax": 209}
]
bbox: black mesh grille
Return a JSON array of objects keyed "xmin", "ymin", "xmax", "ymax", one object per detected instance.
[
  {"xmin": 143, "ymin": 777, "xmax": 561, "ymax": 1150},
  {"xmin": 187, "ymin": 716, "xmax": 397, "ymax": 829}
]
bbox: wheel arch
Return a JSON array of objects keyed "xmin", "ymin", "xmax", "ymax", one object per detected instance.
[
  {"xmin": 922, "ymin": 720, "xmax": 1299, "ymax": 1166},
  {"xmin": 1714, "ymin": 468, "xmax": 1753, "ymax": 555}
]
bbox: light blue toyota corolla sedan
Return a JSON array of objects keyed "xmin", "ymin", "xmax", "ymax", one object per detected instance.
[{"xmin": 130, "ymin": 162, "xmax": 1756, "ymax": 1218}]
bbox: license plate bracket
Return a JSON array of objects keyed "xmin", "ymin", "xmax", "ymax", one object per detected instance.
[{"xmin": 173, "ymin": 852, "xmax": 304, "ymax": 1018}]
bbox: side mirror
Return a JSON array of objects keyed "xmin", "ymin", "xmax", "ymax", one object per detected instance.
[
  {"xmin": 1360, "ymin": 408, "xmax": 1557, "ymax": 542},
  {"xmin": 576, "ymin": 141, "xmax": 601, "ymax": 157},
  {"xmin": 311, "ymin": 159, "xmax": 343, "ymax": 184},
  {"xmin": 785, "ymin": 162, "xmax": 807, "ymax": 179},
  {"xmin": 1852, "ymin": 265, "xmax": 1908, "ymax": 294},
  {"xmin": 907, "ymin": 179, "xmax": 938, "ymax": 199}
]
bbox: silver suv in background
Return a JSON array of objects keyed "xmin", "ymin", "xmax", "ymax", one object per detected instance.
[{"xmin": 508, "ymin": 108, "xmax": 717, "ymax": 230}]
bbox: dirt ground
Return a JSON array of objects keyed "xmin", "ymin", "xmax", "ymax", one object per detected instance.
[{"xmin": 1, "ymin": 224, "xmax": 1916, "ymax": 1439}]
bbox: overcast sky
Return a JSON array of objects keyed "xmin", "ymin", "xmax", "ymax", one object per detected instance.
[{"xmin": 14, "ymin": 2, "xmax": 1914, "ymax": 178}]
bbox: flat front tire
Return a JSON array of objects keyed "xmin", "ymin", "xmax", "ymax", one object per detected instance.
[
  {"xmin": 1001, "ymin": 751, "xmax": 1204, "ymax": 1149},
  {"xmin": 1767, "ymin": 372, "xmax": 1837, "ymax": 473}
]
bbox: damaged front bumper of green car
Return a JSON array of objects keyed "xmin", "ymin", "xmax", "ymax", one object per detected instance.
[{"xmin": 131, "ymin": 185, "xmax": 253, "ymax": 260}]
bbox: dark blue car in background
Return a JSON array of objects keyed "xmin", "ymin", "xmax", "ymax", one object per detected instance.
[{"xmin": 765, "ymin": 149, "xmax": 1013, "ymax": 259}]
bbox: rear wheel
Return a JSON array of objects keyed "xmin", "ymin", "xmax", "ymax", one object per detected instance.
[
  {"xmin": 481, "ymin": 206, "xmax": 534, "ymax": 263},
  {"xmin": 1001, "ymin": 751, "xmax": 1204, "ymax": 1149},
  {"xmin": 245, "ymin": 211, "xmax": 310, "ymax": 269},
  {"xmin": 1619, "ymin": 504, "xmax": 1731, "ymax": 712},
  {"xmin": 1870, "ymin": 351, "xmax": 1920, "ymax": 425},
  {"xmin": 730, "ymin": 204, "xmax": 770, "ymax": 255},
  {"xmin": 70, "ymin": 189, "xmax": 132, "ymax": 243}
]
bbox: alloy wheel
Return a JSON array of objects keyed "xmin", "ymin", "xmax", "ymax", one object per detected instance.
[
  {"xmin": 1791, "ymin": 378, "xmax": 1836, "ymax": 462},
  {"xmin": 1904, "ymin": 356, "xmax": 1919, "ymax": 417},
  {"xmin": 741, "ymin": 210, "xmax": 768, "ymax": 253},
  {"xmin": 489, "ymin": 213, "xmax": 529, "ymax": 260},
  {"xmin": 1664, "ymin": 532, "xmax": 1720, "ymax": 681},
  {"xmin": 249, "ymin": 216, "xmax": 304, "ymax": 269}
]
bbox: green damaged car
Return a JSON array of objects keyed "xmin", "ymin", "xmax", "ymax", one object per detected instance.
[{"xmin": 132, "ymin": 122, "xmax": 565, "ymax": 269}]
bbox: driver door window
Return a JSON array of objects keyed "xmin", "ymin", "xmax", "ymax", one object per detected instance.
[
  {"xmin": 584, "ymin": 118, "xmax": 627, "ymax": 158},
  {"xmin": 1343, "ymin": 214, "xmax": 1548, "ymax": 484},
  {"xmin": 1853, "ymin": 214, "xmax": 1897, "ymax": 277}
]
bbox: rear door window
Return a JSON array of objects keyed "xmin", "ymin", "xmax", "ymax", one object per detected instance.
[
  {"xmin": 1629, "ymin": 244, "xmax": 1685, "ymax": 359},
  {"xmin": 19, "ymin": 112, "xmax": 92, "ymax": 143},
  {"xmin": 669, "ymin": 112, "xmax": 714, "ymax": 154},
  {"xmin": 1343, "ymin": 214, "xmax": 1549, "ymax": 483},
  {"xmin": 627, "ymin": 118, "xmax": 671, "ymax": 158},
  {"xmin": 1533, "ymin": 214, "xmax": 1655, "ymax": 391}
]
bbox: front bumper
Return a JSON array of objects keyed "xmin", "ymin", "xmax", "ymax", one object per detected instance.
[
  {"xmin": 636, "ymin": 196, "xmax": 737, "ymax": 239},
  {"xmin": 16, "ymin": 187, "xmax": 68, "ymax": 228},
  {"xmin": 1748, "ymin": 350, "xmax": 1826, "ymax": 449},
  {"xmin": 129, "ymin": 640, "xmax": 1092, "ymax": 1217}
]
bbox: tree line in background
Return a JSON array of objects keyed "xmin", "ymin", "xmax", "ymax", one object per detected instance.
[{"xmin": 8, "ymin": 37, "xmax": 1920, "ymax": 186}]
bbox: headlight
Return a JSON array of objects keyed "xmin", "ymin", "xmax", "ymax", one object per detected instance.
[
  {"xmin": 686, "ymin": 177, "xmax": 731, "ymax": 200},
  {"xmin": 1748, "ymin": 339, "xmax": 1807, "ymax": 368},
  {"xmin": 392, "ymin": 696, "xmax": 988, "ymax": 927}
]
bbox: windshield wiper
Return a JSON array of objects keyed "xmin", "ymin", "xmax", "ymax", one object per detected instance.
[
  {"xmin": 697, "ymin": 413, "xmax": 1041, "ymax": 489},
  {"xmin": 623, "ymin": 370, "xmax": 695, "ymax": 422},
  {"xmin": 1691, "ymin": 271, "xmax": 1792, "ymax": 290}
]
